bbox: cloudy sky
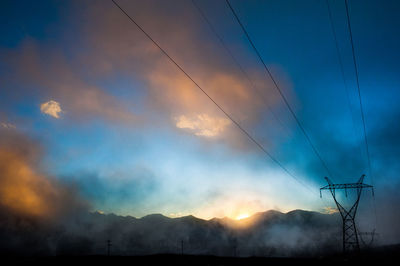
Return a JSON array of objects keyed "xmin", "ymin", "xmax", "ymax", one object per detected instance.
[{"xmin": 1, "ymin": 0, "xmax": 399, "ymax": 240}]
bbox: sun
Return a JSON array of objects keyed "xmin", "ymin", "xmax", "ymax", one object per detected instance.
[{"xmin": 235, "ymin": 213, "xmax": 250, "ymax": 220}]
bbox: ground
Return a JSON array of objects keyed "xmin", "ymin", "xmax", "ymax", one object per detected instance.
[{"xmin": 3, "ymin": 249, "xmax": 400, "ymax": 266}]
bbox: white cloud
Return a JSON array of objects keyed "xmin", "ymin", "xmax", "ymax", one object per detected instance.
[
  {"xmin": 0, "ymin": 122, "xmax": 16, "ymax": 129},
  {"xmin": 40, "ymin": 100, "xmax": 62, "ymax": 118},
  {"xmin": 175, "ymin": 114, "xmax": 231, "ymax": 137}
]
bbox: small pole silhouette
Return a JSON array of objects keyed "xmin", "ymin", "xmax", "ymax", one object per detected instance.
[
  {"xmin": 233, "ymin": 238, "xmax": 237, "ymax": 257},
  {"xmin": 107, "ymin": 239, "xmax": 112, "ymax": 256},
  {"xmin": 181, "ymin": 240, "xmax": 184, "ymax": 255}
]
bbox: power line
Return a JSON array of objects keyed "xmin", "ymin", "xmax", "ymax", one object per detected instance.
[
  {"xmin": 191, "ymin": 0, "xmax": 291, "ymax": 137},
  {"xmin": 345, "ymin": 0, "xmax": 374, "ymax": 185},
  {"xmin": 225, "ymin": 0, "xmax": 335, "ymax": 180},
  {"xmin": 344, "ymin": 0, "xmax": 373, "ymax": 185},
  {"xmin": 344, "ymin": 0, "xmax": 377, "ymax": 229},
  {"xmin": 111, "ymin": 0, "xmax": 317, "ymax": 195},
  {"xmin": 325, "ymin": 0, "xmax": 364, "ymax": 171}
]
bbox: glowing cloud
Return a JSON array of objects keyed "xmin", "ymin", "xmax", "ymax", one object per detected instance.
[
  {"xmin": 0, "ymin": 132, "xmax": 87, "ymax": 219},
  {"xmin": 175, "ymin": 114, "xmax": 231, "ymax": 137},
  {"xmin": 322, "ymin": 206, "xmax": 339, "ymax": 214},
  {"xmin": 0, "ymin": 149, "xmax": 54, "ymax": 217},
  {"xmin": 40, "ymin": 100, "xmax": 62, "ymax": 118}
]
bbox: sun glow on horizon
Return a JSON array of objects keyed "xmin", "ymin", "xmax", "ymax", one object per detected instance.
[{"xmin": 235, "ymin": 213, "xmax": 250, "ymax": 220}]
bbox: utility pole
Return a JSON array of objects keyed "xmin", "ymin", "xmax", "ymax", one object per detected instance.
[
  {"xmin": 232, "ymin": 237, "xmax": 237, "ymax": 257},
  {"xmin": 107, "ymin": 239, "xmax": 112, "ymax": 256},
  {"xmin": 320, "ymin": 174, "xmax": 374, "ymax": 254},
  {"xmin": 181, "ymin": 239, "xmax": 184, "ymax": 255}
]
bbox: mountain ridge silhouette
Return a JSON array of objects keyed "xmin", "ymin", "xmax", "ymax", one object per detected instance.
[{"xmin": 0, "ymin": 209, "xmax": 343, "ymax": 257}]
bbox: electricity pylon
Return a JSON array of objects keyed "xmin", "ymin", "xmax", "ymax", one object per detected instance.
[
  {"xmin": 358, "ymin": 230, "xmax": 378, "ymax": 248},
  {"xmin": 320, "ymin": 174, "xmax": 374, "ymax": 253}
]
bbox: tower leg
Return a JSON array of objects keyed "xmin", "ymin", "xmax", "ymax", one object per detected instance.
[{"xmin": 343, "ymin": 218, "xmax": 359, "ymax": 253}]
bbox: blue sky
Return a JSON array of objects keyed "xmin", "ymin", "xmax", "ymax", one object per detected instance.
[{"xmin": 1, "ymin": 0, "xmax": 400, "ymax": 237}]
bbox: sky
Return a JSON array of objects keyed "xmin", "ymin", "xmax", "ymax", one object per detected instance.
[{"xmin": 1, "ymin": 0, "xmax": 400, "ymax": 241}]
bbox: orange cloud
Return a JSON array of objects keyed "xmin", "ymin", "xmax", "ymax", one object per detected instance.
[
  {"xmin": 82, "ymin": 0, "xmax": 275, "ymax": 125},
  {"xmin": 40, "ymin": 100, "xmax": 62, "ymax": 118},
  {"xmin": 175, "ymin": 114, "xmax": 231, "ymax": 137},
  {"xmin": 4, "ymin": 0, "xmax": 293, "ymax": 151},
  {"xmin": 0, "ymin": 131, "xmax": 87, "ymax": 219},
  {"xmin": 322, "ymin": 206, "xmax": 338, "ymax": 214},
  {"xmin": 0, "ymin": 149, "xmax": 55, "ymax": 217}
]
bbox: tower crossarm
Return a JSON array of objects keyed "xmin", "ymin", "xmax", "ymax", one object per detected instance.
[
  {"xmin": 320, "ymin": 183, "xmax": 373, "ymax": 190},
  {"xmin": 320, "ymin": 175, "xmax": 374, "ymax": 198}
]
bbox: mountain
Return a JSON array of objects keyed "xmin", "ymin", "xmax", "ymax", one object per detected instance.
[{"xmin": 0, "ymin": 209, "xmax": 342, "ymax": 257}]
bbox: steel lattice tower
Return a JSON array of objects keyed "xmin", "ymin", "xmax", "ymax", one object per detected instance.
[{"xmin": 320, "ymin": 174, "xmax": 374, "ymax": 253}]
